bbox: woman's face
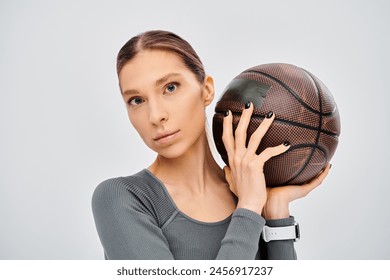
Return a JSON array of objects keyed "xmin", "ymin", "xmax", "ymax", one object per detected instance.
[{"xmin": 118, "ymin": 49, "xmax": 214, "ymax": 158}]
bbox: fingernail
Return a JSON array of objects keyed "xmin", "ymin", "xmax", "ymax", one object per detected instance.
[
  {"xmin": 245, "ymin": 101, "xmax": 251, "ymax": 109},
  {"xmin": 330, "ymin": 163, "xmax": 332, "ymax": 169},
  {"xmin": 266, "ymin": 111, "xmax": 273, "ymax": 118},
  {"xmin": 283, "ymin": 141, "xmax": 290, "ymax": 146},
  {"xmin": 224, "ymin": 110, "xmax": 229, "ymax": 117}
]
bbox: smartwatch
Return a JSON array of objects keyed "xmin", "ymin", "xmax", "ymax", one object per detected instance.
[{"xmin": 262, "ymin": 222, "xmax": 300, "ymax": 242}]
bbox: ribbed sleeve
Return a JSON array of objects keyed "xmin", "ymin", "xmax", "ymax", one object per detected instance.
[{"xmin": 216, "ymin": 208, "xmax": 265, "ymax": 259}]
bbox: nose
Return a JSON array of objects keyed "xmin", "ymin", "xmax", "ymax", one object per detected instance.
[{"xmin": 148, "ymin": 98, "xmax": 168, "ymax": 125}]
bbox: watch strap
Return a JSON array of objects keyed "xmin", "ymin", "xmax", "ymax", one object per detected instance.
[{"xmin": 262, "ymin": 222, "xmax": 300, "ymax": 242}]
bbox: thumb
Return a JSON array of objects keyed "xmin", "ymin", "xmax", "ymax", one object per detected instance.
[{"xmin": 223, "ymin": 166, "xmax": 237, "ymax": 196}]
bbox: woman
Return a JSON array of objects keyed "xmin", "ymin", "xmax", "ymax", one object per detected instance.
[{"xmin": 92, "ymin": 30, "xmax": 331, "ymax": 260}]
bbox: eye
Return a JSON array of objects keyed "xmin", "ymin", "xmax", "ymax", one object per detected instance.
[
  {"xmin": 128, "ymin": 97, "xmax": 144, "ymax": 106},
  {"xmin": 164, "ymin": 83, "xmax": 178, "ymax": 93}
]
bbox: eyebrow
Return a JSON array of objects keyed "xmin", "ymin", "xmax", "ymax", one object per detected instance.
[{"xmin": 122, "ymin": 73, "xmax": 182, "ymax": 96}]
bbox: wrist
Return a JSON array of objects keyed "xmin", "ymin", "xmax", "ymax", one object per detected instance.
[
  {"xmin": 237, "ymin": 199, "xmax": 265, "ymax": 216},
  {"xmin": 263, "ymin": 196, "xmax": 290, "ymax": 220}
]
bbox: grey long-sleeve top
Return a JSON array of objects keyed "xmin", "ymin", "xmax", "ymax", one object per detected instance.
[{"xmin": 91, "ymin": 169, "xmax": 297, "ymax": 260}]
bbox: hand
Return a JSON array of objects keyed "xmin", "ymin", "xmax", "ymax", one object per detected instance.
[
  {"xmin": 222, "ymin": 102, "xmax": 290, "ymax": 215},
  {"xmin": 262, "ymin": 163, "xmax": 332, "ymax": 220}
]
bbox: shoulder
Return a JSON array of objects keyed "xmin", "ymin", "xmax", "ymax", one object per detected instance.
[
  {"xmin": 92, "ymin": 170, "xmax": 147, "ymax": 199},
  {"xmin": 92, "ymin": 169, "xmax": 166, "ymax": 204},
  {"xmin": 91, "ymin": 169, "xmax": 175, "ymax": 226}
]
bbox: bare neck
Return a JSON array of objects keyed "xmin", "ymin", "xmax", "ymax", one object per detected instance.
[{"xmin": 148, "ymin": 132, "xmax": 224, "ymax": 194}]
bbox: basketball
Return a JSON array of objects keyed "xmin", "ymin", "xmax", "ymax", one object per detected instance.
[{"xmin": 212, "ymin": 63, "xmax": 341, "ymax": 187}]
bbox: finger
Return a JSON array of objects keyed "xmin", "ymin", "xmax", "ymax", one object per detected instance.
[
  {"xmin": 234, "ymin": 102, "xmax": 253, "ymax": 154},
  {"xmin": 257, "ymin": 142, "xmax": 291, "ymax": 164},
  {"xmin": 246, "ymin": 111, "xmax": 275, "ymax": 155},
  {"xmin": 301, "ymin": 163, "xmax": 331, "ymax": 195},
  {"xmin": 222, "ymin": 110, "xmax": 235, "ymax": 165}
]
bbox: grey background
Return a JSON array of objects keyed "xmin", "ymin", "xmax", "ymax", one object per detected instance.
[{"xmin": 1, "ymin": 0, "xmax": 389, "ymax": 259}]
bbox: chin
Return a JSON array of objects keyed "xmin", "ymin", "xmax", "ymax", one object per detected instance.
[{"xmin": 153, "ymin": 143, "xmax": 190, "ymax": 159}]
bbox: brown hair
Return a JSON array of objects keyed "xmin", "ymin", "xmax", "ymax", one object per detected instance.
[{"xmin": 116, "ymin": 30, "xmax": 205, "ymax": 84}]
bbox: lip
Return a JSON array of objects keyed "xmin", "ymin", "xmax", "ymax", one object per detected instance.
[{"xmin": 153, "ymin": 130, "xmax": 180, "ymax": 144}]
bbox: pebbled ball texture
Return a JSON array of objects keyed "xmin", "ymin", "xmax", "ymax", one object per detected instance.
[{"xmin": 212, "ymin": 63, "xmax": 341, "ymax": 187}]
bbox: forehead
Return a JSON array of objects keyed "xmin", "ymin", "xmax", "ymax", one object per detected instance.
[{"xmin": 119, "ymin": 49, "xmax": 189, "ymax": 89}]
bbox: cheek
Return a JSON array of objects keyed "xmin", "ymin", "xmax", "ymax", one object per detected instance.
[
  {"xmin": 179, "ymin": 94, "xmax": 206, "ymax": 130},
  {"xmin": 129, "ymin": 112, "xmax": 149, "ymax": 141},
  {"xmin": 181, "ymin": 88, "xmax": 204, "ymax": 112}
]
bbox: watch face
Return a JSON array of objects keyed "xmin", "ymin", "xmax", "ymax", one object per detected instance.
[{"xmin": 294, "ymin": 223, "xmax": 300, "ymax": 242}]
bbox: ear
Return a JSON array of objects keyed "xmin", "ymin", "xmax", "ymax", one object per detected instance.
[{"xmin": 202, "ymin": 75, "xmax": 215, "ymax": 106}]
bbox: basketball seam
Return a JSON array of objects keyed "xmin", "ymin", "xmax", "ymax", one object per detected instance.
[
  {"xmin": 288, "ymin": 143, "xmax": 328, "ymax": 159},
  {"xmin": 219, "ymin": 111, "xmax": 339, "ymax": 138},
  {"xmin": 283, "ymin": 70, "xmax": 325, "ymax": 185},
  {"xmin": 242, "ymin": 70, "xmax": 334, "ymax": 117}
]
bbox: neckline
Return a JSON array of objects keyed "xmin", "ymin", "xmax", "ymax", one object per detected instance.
[{"xmin": 143, "ymin": 168, "xmax": 233, "ymax": 226}]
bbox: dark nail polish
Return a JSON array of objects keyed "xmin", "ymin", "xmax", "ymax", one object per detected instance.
[
  {"xmin": 224, "ymin": 110, "xmax": 229, "ymax": 117},
  {"xmin": 245, "ymin": 101, "xmax": 251, "ymax": 109},
  {"xmin": 266, "ymin": 111, "xmax": 274, "ymax": 118},
  {"xmin": 283, "ymin": 141, "xmax": 290, "ymax": 146},
  {"xmin": 330, "ymin": 163, "xmax": 332, "ymax": 169}
]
